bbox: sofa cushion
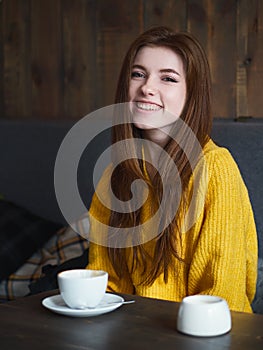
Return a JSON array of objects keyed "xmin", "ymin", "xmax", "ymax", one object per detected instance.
[
  {"xmin": 252, "ymin": 258, "xmax": 263, "ymax": 314},
  {"xmin": 0, "ymin": 199, "xmax": 63, "ymax": 280},
  {"xmin": 0, "ymin": 217, "xmax": 89, "ymax": 301}
]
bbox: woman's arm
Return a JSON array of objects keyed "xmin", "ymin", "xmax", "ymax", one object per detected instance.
[{"xmin": 187, "ymin": 147, "xmax": 258, "ymax": 312}]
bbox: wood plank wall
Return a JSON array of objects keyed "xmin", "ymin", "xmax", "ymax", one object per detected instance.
[{"xmin": 0, "ymin": 0, "xmax": 262, "ymax": 120}]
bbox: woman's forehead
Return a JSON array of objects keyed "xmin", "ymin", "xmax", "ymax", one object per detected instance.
[{"xmin": 133, "ymin": 46, "xmax": 184, "ymax": 74}]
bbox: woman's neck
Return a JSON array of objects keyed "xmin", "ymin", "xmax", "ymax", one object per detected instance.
[
  {"xmin": 141, "ymin": 132, "xmax": 170, "ymax": 173},
  {"xmin": 142, "ymin": 128, "xmax": 170, "ymax": 147}
]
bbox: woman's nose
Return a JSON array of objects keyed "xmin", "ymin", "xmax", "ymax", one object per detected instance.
[{"xmin": 141, "ymin": 79, "xmax": 157, "ymax": 96}]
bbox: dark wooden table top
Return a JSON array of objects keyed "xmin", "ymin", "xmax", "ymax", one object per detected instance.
[{"xmin": 0, "ymin": 290, "xmax": 263, "ymax": 350}]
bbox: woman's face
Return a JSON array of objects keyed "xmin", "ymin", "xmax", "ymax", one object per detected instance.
[{"xmin": 128, "ymin": 46, "xmax": 186, "ymax": 141}]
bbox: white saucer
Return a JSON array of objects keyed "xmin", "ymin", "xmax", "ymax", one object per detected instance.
[{"xmin": 42, "ymin": 293, "xmax": 124, "ymax": 317}]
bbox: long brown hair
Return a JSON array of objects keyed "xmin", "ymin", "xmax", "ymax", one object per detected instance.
[{"xmin": 108, "ymin": 26, "xmax": 212, "ymax": 285}]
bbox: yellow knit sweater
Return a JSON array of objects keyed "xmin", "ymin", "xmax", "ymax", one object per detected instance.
[{"xmin": 87, "ymin": 139, "xmax": 258, "ymax": 313}]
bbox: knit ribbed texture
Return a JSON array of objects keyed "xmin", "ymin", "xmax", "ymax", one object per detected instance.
[{"xmin": 87, "ymin": 140, "xmax": 258, "ymax": 313}]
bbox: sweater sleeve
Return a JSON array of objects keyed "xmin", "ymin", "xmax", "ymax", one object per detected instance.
[{"xmin": 187, "ymin": 147, "xmax": 258, "ymax": 312}]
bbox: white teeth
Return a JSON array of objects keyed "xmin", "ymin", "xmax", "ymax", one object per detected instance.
[{"xmin": 136, "ymin": 102, "xmax": 161, "ymax": 111}]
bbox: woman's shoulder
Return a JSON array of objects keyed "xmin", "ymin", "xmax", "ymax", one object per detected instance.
[
  {"xmin": 202, "ymin": 138, "xmax": 238, "ymax": 170},
  {"xmin": 203, "ymin": 138, "xmax": 231, "ymax": 156},
  {"xmin": 201, "ymin": 138, "xmax": 247, "ymax": 189}
]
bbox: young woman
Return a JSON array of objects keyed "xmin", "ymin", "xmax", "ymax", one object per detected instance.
[{"xmin": 87, "ymin": 26, "xmax": 258, "ymax": 312}]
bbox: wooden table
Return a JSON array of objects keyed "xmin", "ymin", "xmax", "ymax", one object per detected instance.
[{"xmin": 0, "ymin": 291, "xmax": 263, "ymax": 350}]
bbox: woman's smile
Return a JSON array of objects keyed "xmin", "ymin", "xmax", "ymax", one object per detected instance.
[{"xmin": 135, "ymin": 101, "xmax": 162, "ymax": 112}]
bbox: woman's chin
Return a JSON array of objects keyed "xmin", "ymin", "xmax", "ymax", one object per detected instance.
[{"xmin": 132, "ymin": 120, "xmax": 157, "ymax": 130}]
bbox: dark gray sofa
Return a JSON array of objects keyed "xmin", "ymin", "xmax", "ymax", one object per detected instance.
[{"xmin": 0, "ymin": 118, "xmax": 262, "ymax": 313}]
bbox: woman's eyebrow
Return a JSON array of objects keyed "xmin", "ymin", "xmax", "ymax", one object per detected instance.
[
  {"xmin": 132, "ymin": 64, "xmax": 145, "ymax": 70},
  {"xmin": 132, "ymin": 65, "xmax": 181, "ymax": 77},
  {"xmin": 160, "ymin": 68, "xmax": 181, "ymax": 77}
]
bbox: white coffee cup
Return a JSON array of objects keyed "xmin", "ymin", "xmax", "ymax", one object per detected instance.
[
  {"xmin": 57, "ymin": 269, "xmax": 108, "ymax": 309},
  {"xmin": 177, "ymin": 295, "xmax": 232, "ymax": 337}
]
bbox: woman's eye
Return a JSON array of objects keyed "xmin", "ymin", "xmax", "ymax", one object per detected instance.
[
  {"xmin": 131, "ymin": 71, "xmax": 145, "ymax": 79},
  {"xmin": 162, "ymin": 76, "xmax": 177, "ymax": 83}
]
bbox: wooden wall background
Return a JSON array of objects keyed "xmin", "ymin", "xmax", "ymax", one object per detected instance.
[{"xmin": 0, "ymin": 0, "xmax": 262, "ymax": 121}]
